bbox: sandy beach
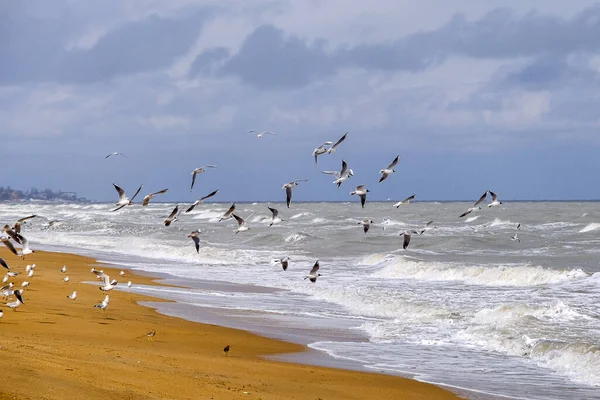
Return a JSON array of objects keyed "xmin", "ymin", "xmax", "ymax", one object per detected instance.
[{"xmin": 0, "ymin": 248, "xmax": 460, "ymax": 400}]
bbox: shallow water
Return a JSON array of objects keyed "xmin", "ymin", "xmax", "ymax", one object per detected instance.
[{"xmin": 2, "ymin": 201, "xmax": 600, "ymax": 399}]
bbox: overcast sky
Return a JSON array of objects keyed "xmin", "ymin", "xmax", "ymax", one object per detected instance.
[{"xmin": 3, "ymin": 0, "xmax": 600, "ymax": 203}]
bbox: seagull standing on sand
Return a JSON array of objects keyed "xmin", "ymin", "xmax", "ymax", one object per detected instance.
[
  {"xmin": 187, "ymin": 230, "xmax": 201, "ymax": 253},
  {"xmin": 304, "ymin": 261, "xmax": 322, "ymax": 283},
  {"xmin": 393, "ymin": 195, "xmax": 415, "ymax": 208},
  {"xmin": 327, "ymin": 132, "xmax": 348, "ymax": 154},
  {"xmin": 105, "ymin": 152, "xmax": 127, "ymax": 159},
  {"xmin": 232, "ymin": 214, "xmax": 250, "ymax": 234},
  {"xmin": 350, "ymin": 185, "xmax": 370, "ymax": 208},
  {"xmin": 359, "ymin": 219, "xmax": 374, "ymax": 233},
  {"xmin": 268, "ymin": 207, "xmax": 284, "ymax": 226},
  {"xmin": 219, "ymin": 203, "xmax": 236, "ymax": 221},
  {"xmin": 247, "ymin": 130, "xmax": 275, "ymax": 138},
  {"xmin": 312, "ymin": 141, "xmax": 333, "ymax": 164},
  {"xmin": 459, "ymin": 191, "xmax": 488, "ymax": 218},
  {"xmin": 61, "ymin": 265, "xmax": 67, "ymax": 273},
  {"xmin": 146, "ymin": 329, "xmax": 156, "ymax": 341},
  {"xmin": 488, "ymin": 191, "xmax": 503, "ymax": 207},
  {"xmin": 379, "ymin": 155, "xmax": 400, "ymax": 183},
  {"xmin": 111, "ymin": 183, "xmax": 143, "ymax": 212},
  {"xmin": 185, "ymin": 189, "xmax": 219, "ymax": 213},
  {"xmin": 275, "ymin": 257, "xmax": 290, "ymax": 271},
  {"xmin": 190, "ymin": 165, "xmax": 217, "ymax": 192},
  {"xmin": 67, "ymin": 291, "xmax": 77, "ymax": 300},
  {"xmin": 142, "ymin": 189, "xmax": 168, "ymax": 206},
  {"xmin": 94, "ymin": 295, "xmax": 109, "ymax": 312},
  {"xmin": 282, "ymin": 180, "xmax": 309, "ymax": 208},
  {"xmin": 164, "ymin": 205, "xmax": 180, "ymax": 227},
  {"xmin": 223, "ymin": 345, "xmax": 230, "ymax": 356},
  {"xmin": 63, "ymin": 276, "xmax": 69, "ymax": 283},
  {"xmin": 6, "ymin": 289, "xmax": 24, "ymax": 310}
]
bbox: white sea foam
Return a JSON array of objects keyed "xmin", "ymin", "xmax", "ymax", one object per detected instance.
[{"xmin": 580, "ymin": 223, "xmax": 600, "ymax": 233}]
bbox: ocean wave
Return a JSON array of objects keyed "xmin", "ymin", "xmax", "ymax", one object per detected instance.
[
  {"xmin": 374, "ymin": 257, "xmax": 588, "ymax": 286},
  {"xmin": 580, "ymin": 223, "xmax": 600, "ymax": 233}
]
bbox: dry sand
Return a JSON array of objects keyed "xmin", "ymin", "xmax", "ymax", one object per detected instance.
[{"xmin": 0, "ymin": 248, "xmax": 461, "ymax": 400}]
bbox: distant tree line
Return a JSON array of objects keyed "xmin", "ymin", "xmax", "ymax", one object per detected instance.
[{"xmin": 0, "ymin": 186, "xmax": 85, "ymax": 202}]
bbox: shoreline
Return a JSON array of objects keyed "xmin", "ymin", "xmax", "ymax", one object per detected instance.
[{"xmin": 0, "ymin": 248, "xmax": 461, "ymax": 400}]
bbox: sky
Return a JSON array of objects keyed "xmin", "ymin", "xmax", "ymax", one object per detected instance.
[{"xmin": 3, "ymin": 0, "xmax": 600, "ymax": 203}]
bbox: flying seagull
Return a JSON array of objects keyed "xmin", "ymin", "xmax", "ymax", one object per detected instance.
[
  {"xmin": 488, "ymin": 191, "xmax": 503, "ymax": 207},
  {"xmin": 325, "ymin": 159, "xmax": 354, "ymax": 188},
  {"xmin": 247, "ymin": 130, "xmax": 275, "ymax": 138},
  {"xmin": 401, "ymin": 230, "xmax": 420, "ymax": 250},
  {"xmin": 327, "ymin": 132, "xmax": 348, "ymax": 154},
  {"xmin": 13, "ymin": 215, "xmax": 37, "ymax": 234},
  {"xmin": 350, "ymin": 185, "xmax": 370, "ymax": 208},
  {"xmin": 359, "ymin": 219, "xmax": 374, "ymax": 233},
  {"xmin": 232, "ymin": 214, "xmax": 250, "ymax": 234},
  {"xmin": 282, "ymin": 180, "xmax": 309, "ymax": 208},
  {"xmin": 393, "ymin": 195, "xmax": 415, "ymax": 208},
  {"xmin": 379, "ymin": 155, "xmax": 400, "ymax": 183},
  {"xmin": 511, "ymin": 233, "xmax": 520, "ymax": 243},
  {"xmin": 185, "ymin": 189, "xmax": 219, "ymax": 213},
  {"xmin": 304, "ymin": 261, "xmax": 322, "ymax": 283},
  {"xmin": 187, "ymin": 230, "xmax": 201, "ymax": 253},
  {"xmin": 268, "ymin": 207, "xmax": 284, "ymax": 226},
  {"xmin": 142, "ymin": 189, "xmax": 168, "ymax": 206},
  {"xmin": 105, "ymin": 152, "xmax": 127, "ymax": 159},
  {"xmin": 418, "ymin": 221, "xmax": 436, "ymax": 235},
  {"xmin": 312, "ymin": 141, "xmax": 333, "ymax": 164},
  {"xmin": 164, "ymin": 205, "xmax": 179, "ymax": 227},
  {"xmin": 275, "ymin": 257, "xmax": 290, "ymax": 271},
  {"xmin": 459, "ymin": 191, "xmax": 488, "ymax": 218},
  {"xmin": 219, "ymin": 203, "xmax": 236, "ymax": 222},
  {"xmin": 190, "ymin": 165, "xmax": 217, "ymax": 192},
  {"xmin": 111, "ymin": 183, "xmax": 143, "ymax": 212},
  {"xmin": 99, "ymin": 274, "xmax": 118, "ymax": 291}
]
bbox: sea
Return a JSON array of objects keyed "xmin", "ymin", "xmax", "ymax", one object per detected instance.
[{"xmin": 1, "ymin": 201, "xmax": 600, "ymax": 400}]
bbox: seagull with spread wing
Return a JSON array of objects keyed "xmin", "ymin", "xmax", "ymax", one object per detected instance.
[
  {"xmin": 190, "ymin": 165, "xmax": 216, "ymax": 192},
  {"xmin": 142, "ymin": 189, "xmax": 168, "ymax": 206},
  {"xmin": 185, "ymin": 189, "xmax": 219, "ymax": 213},
  {"xmin": 111, "ymin": 183, "xmax": 143, "ymax": 212},
  {"xmin": 282, "ymin": 180, "xmax": 309, "ymax": 208},
  {"xmin": 379, "ymin": 155, "xmax": 400, "ymax": 183}
]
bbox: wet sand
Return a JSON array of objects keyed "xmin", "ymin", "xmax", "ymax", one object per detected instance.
[{"xmin": 0, "ymin": 248, "xmax": 461, "ymax": 400}]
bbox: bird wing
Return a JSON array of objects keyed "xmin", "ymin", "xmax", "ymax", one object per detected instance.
[
  {"xmin": 425, "ymin": 220, "xmax": 434, "ymax": 226},
  {"xmin": 247, "ymin": 130, "xmax": 257, "ymax": 134},
  {"xmin": 309, "ymin": 261, "xmax": 320, "ymax": 274},
  {"xmin": 4, "ymin": 225, "xmax": 20, "ymax": 243},
  {"xmin": 403, "ymin": 233, "xmax": 411, "ymax": 249},
  {"xmin": 142, "ymin": 195, "xmax": 151, "ymax": 207},
  {"xmin": 473, "ymin": 191, "xmax": 488, "ymax": 207},
  {"xmin": 330, "ymin": 132, "xmax": 348, "ymax": 150},
  {"xmin": 489, "ymin": 190, "xmax": 498, "ymax": 202},
  {"xmin": 356, "ymin": 185, "xmax": 365, "ymax": 191},
  {"xmin": 14, "ymin": 290, "xmax": 24, "ymax": 304},
  {"xmin": 1, "ymin": 238, "xmax": 19, "ymax": 256},
  {"xmin": 200, "ymin": 189, "xmax": 219, "ymax": 202},
  {"xmin": 148, "ymin": 188, "xmax": 168, "ymax": 198},
  {"xmin": 16, "ymin": 234, "xmax": 29, "ymax": 251},
  {"xmin": 232, "ymin": 214, "xmax": 245, "ymax": 227},
  {"xmin": 264, "ymin": 131, "xmax": 275, "ymax": 135},
  {"xmin": 113, "ymin": 184, "xmax": 126, "ymax": 201},
  {"xmin": 102, "ymin": 274, "xmax": 111, "ymax": 286},
  {"xmin": 285, "ymin": 186, "xmax": 293, "ymax": 208},
  {"xmin": 268, "ymin": 207, "xmax": 278, "ymax": 218},
  {"xmin": 223, "ymin": 203, "xmax": 236, "ymax": 218},
  {"xmin": 185, "ymin": 201, "xmax": 200, "ymax": 213},
  {"xmin": 403, "ymin": 194, "xmax": 416, "ymax": 203},
  {"xmin": 190, "ymin": 172, "xmax": 197, "ymax": 192},
  {"xmin": 191, "ymin": 236, "xmax": 200, "ymax": 253},
  {"xmin": 359, "ymin": 193, "xmax": 367, "ymax": 208},
  {"xmin": 16, "ymin": 215, "xmax": 37, "ymax": 227},
  {"xmin": 340, "ymin": 160, "xmax": 348, "ymax": 177},
  {"xmin": 387, "ymin": 155, "xmax": 400, "ymax": 169},
  {"xmin": 458, "ymin": 210, "xmax": 471, "ymax": 218},
  {"xmin": 130, "ymin": 185, "xmax": 143, "ymax": 202},
  {"xmin": 167, "ymin": 205, "xmax": 179, "ymax": 219},
  {"xmin": 110, "ymin": 204, "xmax": 127, "ymax": 212},
  {"xmin": 0, "ymin": 258, "xmax": 9, "ymax": 270},
  {"xmin": 202, "ymin": 165, "xmax": 217, "ymax": 169},
  {"xmin": 321, "ymin": 170, "xmax": 341, "ymax": 178},
  {"xmin": 379, "ymin": 173, "xmax": 389, "ymax": 183}
]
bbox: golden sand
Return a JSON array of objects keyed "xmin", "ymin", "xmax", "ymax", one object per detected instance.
[{"xmin": 0, "ymin": 248, "xmax": 461, "ymax": 400}]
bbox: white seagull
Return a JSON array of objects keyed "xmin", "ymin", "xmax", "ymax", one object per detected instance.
[
  {"xmin": 94, "ymin": 295, "xmax": 110, "ymax": 312},
  {"xmin": 247, "ymin": 130, "xmax": 275, "ymax": 138},
  {"xmin": 323, "ymin": 159, "xmax": 354, "ymax": 189},
  {"xmin": 304, "ymin": 261, "xmax": 322, "ymax": 283},
  {"xmin": 0, "ymin": 283, "xmax": 14, "ymax": 298},
  {"xmin": 275, "ymin": 257, "xmax": 290, "ymax": 271},
  {"xmin": 219, "ymin": 203, "xmax": 236, "ymax": 222},
  {"xmin": 511, "ymin": 233, "xmax": 520, "ymax": 243},
  {"xmin": 312, "ymin": 141, "xmax": 333, "ymax": 164},
  {"xmin": 67, "ymin": 291, "xmax": 77, "ymax": 300},
  {"xmin": 488, "ymin": 191, "xmax": 503, "ymax": 207},
  {"xmin": 16, "ymin": 234, "xmax": 34, "ymax": 257},
  {"xmin": 350, "ymin": 185, "xmax": 370, "ymax": 209},
  {"xmin": 164, "ymin": 205, "xmax": 180, "ymax": 227},
  {"xmin": 61, "ymin": 265, "xmax": 67, "ymax": 273},
  {"xmin": 185, "ymin": 189, "xmax": 219, "ymax": 213},
  {"xmin": 393, "ymin": 195, "xmax": 415, "ymax": 208},
  {"xmin": 190, "ymin": 165, "xmax": 217, "ymax": 192},
  {"xmin": 187, "ymin": 230, "xmax": 202, "ymax": 253},
  {"xmin": 459, "ymin": 191, "xmax": 488, "ymax": 218},
  {"xmin": 105, "ymin": 152, "xmax": 127, "ymax": 159},
  {"xmin": 64, "ymin": 276, "xmax": 70, "ymax": 283},
  {"xmin": 282, "ymin": 180, "xmax": 309, "ymax": 208},
  {"xmin": 401, "ymin": 230, "xmax": 420, "ymax": 250},
  {"xmin": 418, "ymin": 221, "xmax": 436, "ymax": 235},
  {"xmin": 111, "ymin": 183, "xmax": 143, "ymax": 212},
  {"xmin": 358, "ymin": 219, "xmax": 374, "ymax": 233},
  {"xmin": 99, "ymin": 274, "xmax": 118, "ymax": 291},
  {"xmin": 379, "ymin": 155, "xmax": 400, "ymax": 183},
  {"xmin": 268, "ymin": 207, "xmax": 284, "ymax": 226},
  {"xmin": 232, "ymin": 214, "xmax": 250, "ymax": 234},
  {"xmin": 6, "ymin": 289, "xmax": 24, "ymax": 310},
  {"xmin": 142, "ymin": 189, "xmax": 168, "ymax": 207},
  {"xmin": 327, "ymin": 132, "xmax": 348, "ymax": 154}
]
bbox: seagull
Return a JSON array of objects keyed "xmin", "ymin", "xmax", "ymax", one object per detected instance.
[
  {"xmin": 358, "ymin": 219, "xmax": 374, "ymax": 233},
  {"xmin": 13, "ymin": 215, "xmax": 37, "ymax": 234},
  {"xmin": 393, "ymin": 195, "xmax": 415, "ymax": 208},
  {"xmin": 304, "ymin": 261, "xmax": 321, "ymax": 283},
  {"xmin": 94, "ymin": 295, "xmax": 109, "ymax": 312},
  {"xmin": 111, "ymin": 183, "xmax": 143, "ymax": 212},
  {"xmin": 21, "ymin": 281, "xmax": 29, "ymax": 288},
  {"xmin": 67, "ymin": 291, "xmax": 77, "ymax": 300},
  {"xmin": 418, "ymin": 221, "xmax": 436, "ymax": 235},
  {"xmin": 329, "ymin": 160, "xmax": 354, "ymax": 188},
  {"xmin": 0, "ymin": 283, "xmax": 14, "ymax": 298},
  {"xmin": 379, "ymin": 155, "xmax": 400, "ymax": 183},
  {"xmin": 42, "ymin": 219, "xmax": 61, "ymax": 229},
  {"xmin": 185, "ymin": 189, "xmax": 219, "ymax": 213},
  {"xmin": 0, "ymin": 237, "xmax": 19, "ymax": 257},
  {"xmin": 350, "ymin": 185, "xmax": 370, "ymax": 208},
  {"xmin": 27, "ymin": 269, "xmax": 34, "ymax": 278},
  {"xmin": 488, "ymin": 191, "xmax": 503, "ymax": 207},
  {"xmin": 105, "ymin": 152, "xmax": 127, "ymax": 159},
  {"xmin": 0, "ymin": 258, "xmax": 10, "ymax": 270},
  {"xmin": 61, "ymin": 265, "xmax": 67, "ymax": 273},
  {"xmin": 146, "ymin": 329, "xmax": 156, "ymax": 341},
  {"xmin": 99, "ymin": 274, "xmax": 118, "ymax": 291},
  {"xmin": 247, "ymin": 130, "xmax": 275, "ymax": 138},
  {"xmin": 516, "ymin": 223, "xmax": 521, "ymax": 230},
  {"xmin": 219, "ymin": 203, "xmax": 236, "ymax": 222},
  {"xmin": 275, "ymin": 257, "xmax": 290, "ymax": 271},
  {"xmin": 223, "ymin": 345, "xmax": 230, "ymax": 356},
  {"xmin": 268, "ymin": 207, "xmax": 284, "ymax": 226},
  {"xmin": 282, "ymin": 180, "xmax": 309, "ymax": 208},
  {"xmin": 164, "ymin": 205, "xmax": 180, "ymax": 227},
  {"xmin": 142, "ymin": 189, "xmax": 168, "ymax": 206},
  {"xmin": 511, "ymin": 233, "xmax": 520, "ymax": 243},
  {"xmin": 187, "ymin": 230, "xmax": 201, "ymax": 253},
  {"xmin": 232, "ymin": 214, "xmax": 250, "ymax": 234},
  {"xmin": 401, "ymin": 230, "xmax": 419, "ymax": 250},
  {"xmin": 6, "ymin": 289, "xmax": 24, "ymax": 310},
  {"xmin": 4, "ymin": 225, "xmax": 21, "ymax": 244},
  {"xmin": 327, "ymin": 132, "xmax": 348, "ymax": 154},
  {"xmin": 459, "ymin": 191, "xmax": 488, "ymax": 218},
  {"xmin": 190, "ymin": 165, "xmax": 217, "ymax": 192},
  {"xmin": 312, "ymin": 141, "xmax": 333, "ymax": 164},
  {"xmin": 63, "ymin": 276, "xmax": 69, "ymax": 283},
  {"xmin": 127, "ymin": 281, "xmax": 132, "ymax": 287},
  {"xmin": 6, "ymin": 272, "xmax": 19, "ymax": 277}
]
